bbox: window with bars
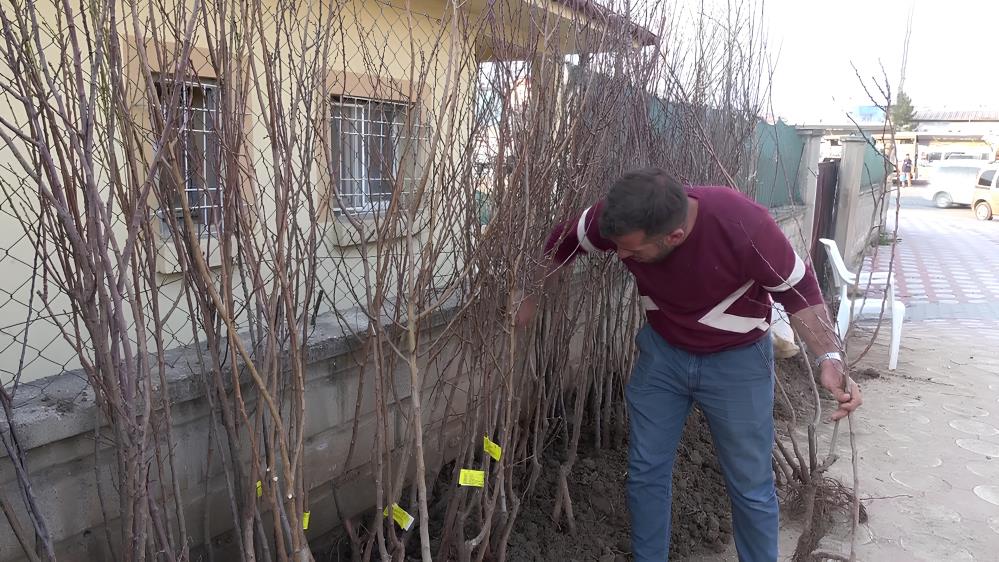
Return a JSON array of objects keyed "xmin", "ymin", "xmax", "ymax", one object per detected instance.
[
  {"xmin": 155, "ymin": 79, "xmax": 222, "ymax": 237},
  {"xmin": 330, "ymin": 96, "xmax": 422, "ymax": 213}
]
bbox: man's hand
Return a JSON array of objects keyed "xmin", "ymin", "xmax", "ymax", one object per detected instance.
[
  {"xmin": 513, "ymin": 292, "xmax": 539, "ymax": 328},
  {"xmin": 819, "ymin": 360, "xmax": 862, "ymax": 421}
]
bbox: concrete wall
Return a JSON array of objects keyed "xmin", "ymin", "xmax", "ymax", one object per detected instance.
[
  {"xmin": 0, "ymin": 307, "xmax": 471, "ymax": 561},
  {"xmin": 774, "ymin": 207, "xmax": 810, "ymax": 258},
  {"xmin": 844, "ymin": 190, "xmax": 881, "ymax": 266},
  {"xmin": 833, "ymin": 136, "xmax": 886, "ymax": 268}
]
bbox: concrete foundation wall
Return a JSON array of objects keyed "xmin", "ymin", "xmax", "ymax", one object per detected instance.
[
  {"xmin": 845, "ymin": 190, "xmax": 881, "ymax": 265},
  {"xmin": 833, "ymin": 137, "xmax": 886, "ymax": 268},
  {"xmin": 774, "ymin": 207, "xmax": 810, "ymax": 258},
  {"xmin": 0, "ymin": 310, "xmax": 471, "ymax": 561}
]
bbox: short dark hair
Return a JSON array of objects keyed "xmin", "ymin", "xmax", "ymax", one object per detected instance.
[{"xmin": 598, "ymin": 168, "xmax": 688, "ymax": 239}]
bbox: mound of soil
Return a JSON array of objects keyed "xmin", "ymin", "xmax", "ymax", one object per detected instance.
[
  {"xmin": 774, "ymin": 355, "xmax": 815, "ymax": 424},
  {"xmin": 320, "ymin": 356, "xmax": 820, "ymax": 561},
  {"xmin": 506, "ymin": 410, "xmax": 731, "ymax": 561}
]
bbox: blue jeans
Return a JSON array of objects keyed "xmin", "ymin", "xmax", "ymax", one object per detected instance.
[{"xmin": 626, "ymin": 325, "xmax": 778, "ymax": 562}]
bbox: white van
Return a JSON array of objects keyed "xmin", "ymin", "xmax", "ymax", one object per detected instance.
[
  {"xmin": 924, "ymin": 163, "xmax": 984, "ymax": 207},
  {"xmin": 918, "ymin": 151, "xmax": 992, "ymax": 183}
]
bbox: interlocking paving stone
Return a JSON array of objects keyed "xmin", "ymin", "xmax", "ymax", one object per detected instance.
[
  {"xmin": 824, "ymin": 198, "xmax": 999, "ymax": 561},
  {"xmin": 868, "ymin": 198, "xmax": 999, "ymax": 314}
]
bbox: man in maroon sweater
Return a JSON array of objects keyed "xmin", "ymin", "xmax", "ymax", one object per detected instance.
[{"xmin": 516, "ymin": 168, "xmax": 861, "ymax": 562}]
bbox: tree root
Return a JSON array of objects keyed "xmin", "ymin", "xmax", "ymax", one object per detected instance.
[{"xmin": 784, "ymin": 477, "xmax": 867, "ymax": 562}]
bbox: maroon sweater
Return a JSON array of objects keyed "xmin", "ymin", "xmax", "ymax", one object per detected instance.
[{"xmin": 544, "ymin": 186, "xmax": 823, "ymax": 354}]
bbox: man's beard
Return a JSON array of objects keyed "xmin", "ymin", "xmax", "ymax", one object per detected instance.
[{"xmin": 648, "ymin": 238, "xmax": 675, "ymax": 262}]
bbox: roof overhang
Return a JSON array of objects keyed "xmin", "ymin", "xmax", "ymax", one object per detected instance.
[{"xmin": 468, "ymin": 0, "xmax": 659, "ymax": 61}]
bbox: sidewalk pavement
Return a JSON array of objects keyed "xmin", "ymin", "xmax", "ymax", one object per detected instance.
[{"xmin": 817, "ymin": 322, "xmax": 999, "ymax": 561}]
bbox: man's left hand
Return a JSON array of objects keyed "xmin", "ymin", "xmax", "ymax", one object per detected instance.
[{"xmin": 819, "ymin": 360, "xmax": 863, "ymax": 421}]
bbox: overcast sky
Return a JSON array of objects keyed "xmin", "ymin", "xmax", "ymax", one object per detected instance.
[{"xmin": 763, "ymin": 0, "xmax": 997, "ymax": 124}]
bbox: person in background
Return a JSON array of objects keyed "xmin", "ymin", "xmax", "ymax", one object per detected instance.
[{"xmin": 901, "ymin": 154, "xmax": 913, "ymax": 187}]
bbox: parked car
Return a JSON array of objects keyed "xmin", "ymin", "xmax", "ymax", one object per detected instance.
[
  {"xmin": 917, "ymin": 151, "xmax": 992, "ymax": 184},
  {"xmin": 923, "ymin": 163, "xmax": 985, "ymax": 208},
  {"xmin": 922, "ymin": 150, "xmax": 991, "ymax": 163},
  {"xmin": 945, "ymin": 152, "xmax": 990, "ymax": 161},
  {"xmin": 972, "ymin": 166, "xmax": 998, "ymax": 220}
]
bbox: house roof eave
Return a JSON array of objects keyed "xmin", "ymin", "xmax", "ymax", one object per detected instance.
[{"xmin": 550, "ymin": 0, "xmax": 659, "ymax": 47}]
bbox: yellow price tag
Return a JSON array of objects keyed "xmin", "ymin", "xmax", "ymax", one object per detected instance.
[
  {"xmin": 302, "ymin": 511, "xmax": 311, "ymax": 530},
  {"xmin": 459, "ymin": 469, "xmax": 485, "ymax": 488},
  {"xmin": 382, "ymin": 503, "xmax": 415, "ymax": 530},
  {"xmin": 483, "ymin": 436, "xmax": 502, "ymax": 461},
  {"xmin": 256, "ymin": 480, "xmax": 262, "ymax": 498}
]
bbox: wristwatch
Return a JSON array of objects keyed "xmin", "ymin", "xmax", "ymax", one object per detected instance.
[{"xmin": 814, "ymin": 351, "xmax": 843, "ymax": 369}]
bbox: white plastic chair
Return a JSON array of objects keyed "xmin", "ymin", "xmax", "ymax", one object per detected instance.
[{"xmin": 819, "ymin": 238, "xmax": 905, "ymax": 370}]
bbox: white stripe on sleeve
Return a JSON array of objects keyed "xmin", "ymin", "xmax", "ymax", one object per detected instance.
[
  {"xmin": 763, "ymin": 252, "xmax": 806, "ymax": 293},
  {"xmin": 576, "ymin": 206, "xmax": 598, "ymax": 254}
]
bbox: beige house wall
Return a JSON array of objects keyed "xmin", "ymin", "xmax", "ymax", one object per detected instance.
[
  {"xmin": 0, "ymin": 0, "xmax": 486, "ymax": 383},
  {"xmin": 0, "ymin": 0, "xmax": 613, "ymax": 383}
]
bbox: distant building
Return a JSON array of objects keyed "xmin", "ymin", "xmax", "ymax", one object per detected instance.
[
  {"xmin": 912, "ymin": 108, "xmax": 999, "ymax": 136},
  {"xmin": 787, "ymin": 106, "xmax": 999, "ymax": 168}
]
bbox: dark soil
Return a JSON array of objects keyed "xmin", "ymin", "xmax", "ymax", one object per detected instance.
[
  {"xmin": 773, "ymin": 355, "xmax": 883, "ymax": 424},
  {"xmin": 320, "ymin": 357, "xmax": 820, "ymax": 562},
  {"xmin": 774, "ymin": 354, "xmax": 816, "ymax": 424},
  {"xmin": 505, "ymin": 410, "xmax": 732, "ymax": 562}
]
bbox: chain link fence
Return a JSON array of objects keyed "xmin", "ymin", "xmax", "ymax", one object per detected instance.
[{"xmin": 0, "ymin": 0, "xmax": 776, "ymax": 559}]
